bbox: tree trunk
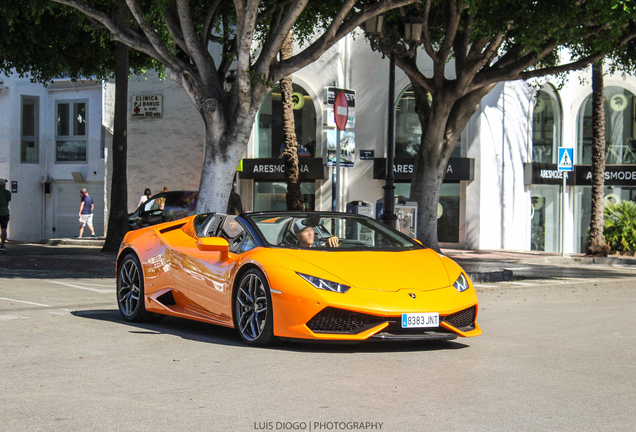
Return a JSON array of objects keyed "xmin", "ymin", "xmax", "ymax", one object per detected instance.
[
  {"xmin": 409, "ymin": 79, "xmax": 462, "ymax": 252},
  {"xmin": 195, "ymin": 101, "xmax": 256, "ymax": 214},
  {"xmin": 280, "ymin": 31, "xmax": 304, "ymax": 211},
  {"xmin": 411, "ymin": 155, "xmax": 446, "ymax": 251},
  {"xmin": 102, "ymin": 41, "xmax": 129, "ymax": 253},
  {"xmin": 586, "ymin": 60, "xmax": 610, "ymax": 256}
]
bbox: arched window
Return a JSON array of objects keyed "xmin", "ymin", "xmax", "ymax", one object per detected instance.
[
  {"xmin": 254, "ymin": 83, "xmax": 317, "ymax": 158},
  {"xmin": 577, "ymin": 86, "xmax": 636, "ymax": 164},
  {"xmin": 395, "ymin": 85, "xmax": 461, "ymax": 159},
  {"xmin": 532, "ymin": 86, "xmax": 561, "ymax": 163}
]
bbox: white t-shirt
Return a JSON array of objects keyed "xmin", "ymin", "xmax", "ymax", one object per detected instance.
[{"xmin": 138, "ymin": 195, "xmax": 149, "ymax": 207}]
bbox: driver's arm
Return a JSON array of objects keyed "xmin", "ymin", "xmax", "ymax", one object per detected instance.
[{"xmin": 326, "ymin": 235, "xmax": 340, "ymax": 248}]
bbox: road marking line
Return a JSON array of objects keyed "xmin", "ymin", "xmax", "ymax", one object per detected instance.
[
  {"xmin": 42, "ymin": 280, "xmax": 113, "ymax": 294},
  {"xmin": 0, "ymin": 297, "xmax": 51, "ymax": 307},
  {"xmin": 69, "ymin": 282, "xmax": 115, "ymax": 288},
  {"xmin": 0, "ymin": 315, "xmax": 30, "ymax": 320}
]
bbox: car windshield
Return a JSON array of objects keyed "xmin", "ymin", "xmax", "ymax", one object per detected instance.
[{"xmin": 245, "ymin": 212, "xmax": 423, "ymax": 251}]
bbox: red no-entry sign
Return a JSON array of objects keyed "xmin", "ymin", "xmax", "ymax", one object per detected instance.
[{"xmin": 334, "ymin": 92, "xmax": 349, "ymax": 131}]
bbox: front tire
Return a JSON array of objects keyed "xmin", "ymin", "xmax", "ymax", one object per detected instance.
[
  {"xmin": 233, "ymin": 269, "xmax": 277, "ymax": 346},
  {"xmin": 117, "ymin": 253, "xmax": 156, "ymax": 322}
]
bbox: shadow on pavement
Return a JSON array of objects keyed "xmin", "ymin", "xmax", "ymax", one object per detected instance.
[
  {"xmin": 0, "ymin": 243, "xmax": 116, "ymax": 279},
  {"xmin": 72, "ymin": 309, "xmax": 471, "ymax": 353}
]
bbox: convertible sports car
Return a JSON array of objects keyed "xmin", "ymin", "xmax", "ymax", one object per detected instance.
[{"xmin": 116, "ymin": 211, "xmax": 481, "ymax": 346}]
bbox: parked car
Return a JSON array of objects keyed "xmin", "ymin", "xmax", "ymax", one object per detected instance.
[{"xmin": 128, "ymin": 191, "xmax": 198, "ymax": 230}]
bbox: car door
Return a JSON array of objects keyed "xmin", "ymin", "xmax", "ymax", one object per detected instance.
[
  {"xmin": 169, "ymin": 215, "xmax": 241, "ymax": 324},
  {"xmin": 139, "ymin": 195, "xmax": 166, "ymax": 228}
]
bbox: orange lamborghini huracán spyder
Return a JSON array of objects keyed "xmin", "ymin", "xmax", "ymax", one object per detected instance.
[{"xmin": 116, "ymin": 211, "xmax": 481, "ymax": 346}]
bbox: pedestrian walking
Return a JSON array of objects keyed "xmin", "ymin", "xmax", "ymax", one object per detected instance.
[
  {"xmin": 77, "ymin": 188, "xmax": 96, "ymax": 238},
  {"xmin": 138, "ymin": 188, "xmax": 152, "ymax": 207},
  {"xmin": 0, "ymin": 178, "xmax": 11, "ymax": 251}
]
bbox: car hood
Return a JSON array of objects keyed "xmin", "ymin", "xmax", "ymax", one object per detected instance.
[{"xmin": 276, "ymin": 248, "xmax": 452, "ymax": 292}]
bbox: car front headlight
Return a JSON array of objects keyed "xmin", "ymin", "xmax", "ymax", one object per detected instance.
[
  {"xmin": 453, "ymin": 273, "xmax": 470, "ymax": 292},
  {"xmin": 297, "ymin": 272, "xmax": 350, "ymax": 294}
]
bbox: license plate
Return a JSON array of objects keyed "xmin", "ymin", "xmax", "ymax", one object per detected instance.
[{"xmin": 401, "ymin": 312, "xmax": 439, "ymax": 328}]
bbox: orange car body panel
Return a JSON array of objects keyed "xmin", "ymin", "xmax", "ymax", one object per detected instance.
[{"xmin": 117, "ymin": 215, "xmax": 481, "ymax": 341}]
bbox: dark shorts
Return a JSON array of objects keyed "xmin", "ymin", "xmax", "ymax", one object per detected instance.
[{"xmin": 0, "ymin": 215, "xmax": 8, "ymax": 229}]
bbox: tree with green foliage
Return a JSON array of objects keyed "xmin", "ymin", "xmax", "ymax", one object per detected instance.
[
  {"xmin": 363, "ymin": 0, "xmax": 636, "ymax": 251},
  {"xmin": 0, "ymin": 0, "xmax": 155, "ymax": 252},
  {"xmin": 585, "ymin": 17, "xmax": 636, "ymax": 256},
  {"xmin": 51, "ymin": 0, "xmax": 416, "ymax": 215}
]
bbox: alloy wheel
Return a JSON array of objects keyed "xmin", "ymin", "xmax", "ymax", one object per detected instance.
[
  {"xmin": 118, "ymin": 259, "xmax": 141, "ymax": 317},
  {"xmin": 235, "ymin": 273, "xmax": 269, "ymax": 341}
]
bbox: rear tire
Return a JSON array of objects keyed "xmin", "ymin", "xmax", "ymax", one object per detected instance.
[
  {"xmin": 233, "ymin": 269, "xmax": 278, "ymax": 346},
  {"xmin": 117, "ymin": 253, "xmax": 159, "ymax": 322}
]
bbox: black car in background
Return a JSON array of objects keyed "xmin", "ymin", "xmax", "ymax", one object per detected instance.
[{"xmin": 128, "ymin": 191, "xmax": 198, "ymax": 230}]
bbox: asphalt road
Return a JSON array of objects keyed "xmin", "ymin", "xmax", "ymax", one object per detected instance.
[{"xmin": 1, "ymin": 249, "xmax": 636, "ymax": 431}]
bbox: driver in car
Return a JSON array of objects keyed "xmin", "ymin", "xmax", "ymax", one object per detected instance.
[{"xmin": 293, "ymin": 219, "xmax": 339, "ymax": 248}]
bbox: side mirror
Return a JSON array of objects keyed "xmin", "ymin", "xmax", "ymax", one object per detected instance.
[{"xmin": 196, "ymin": 237, "xmax": 229, "ymax": 257}]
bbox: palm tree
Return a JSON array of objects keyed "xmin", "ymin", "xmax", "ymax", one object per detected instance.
[
  {"xmin": 280, "ymin": 31, "xmax": 304, "ymax": 211},
  {"xmin": 586, "ymin": 60, "xmax": 610, "ymax": 256}
]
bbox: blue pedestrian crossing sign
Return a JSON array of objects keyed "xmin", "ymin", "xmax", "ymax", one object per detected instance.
[{"xmin": 558, "ymin": 147, "xmax": 574, "ymax": 171}]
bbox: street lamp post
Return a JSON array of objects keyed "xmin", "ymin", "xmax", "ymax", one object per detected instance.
[
  {"xmin": 366, "ymin": 19, "xmax": 421, "ymax": 229},
  {"xmin": 381, "ymin": 47, "xmax": 398, "ymax": 229}
]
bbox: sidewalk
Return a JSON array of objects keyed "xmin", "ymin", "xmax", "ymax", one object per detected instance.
[
  {"xmin": 1, "ymin": 240, "xmax": 634, "ymax": 282},
  {"xmin": 442, "ymin": 247, "xmax": 636, "ymax": 282}
]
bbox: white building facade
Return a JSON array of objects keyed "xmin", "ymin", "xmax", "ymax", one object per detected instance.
[
  {"xmin": 3, "ymin": 34, "xmax": 635, "ymax": 252},
  {"xmin": 0, "ymin": 76, "xmax": 105, "ymax": 241}
]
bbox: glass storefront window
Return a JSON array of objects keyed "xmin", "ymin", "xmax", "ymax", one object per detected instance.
[
  {"xmin": 254, "ymin": 84, "xmax": 316, "ymax": 158},
  {"xmin": 577, "ymin": 86, "xmax": 636, "ymax": 164},
  {"xmin": 394, "ymin": 183, "xmax": 460, "ymax": 243},
  {"xmin": 253, "ymin": 182, "xmax": 316, "ymax": 212},
  {"xmin": 530, "ymin": 186, "xmax": 560, "ymax": 252},
  {"xmin": 574, "ymin": 186, "xmax": 636, "ymax": 252},
  {"xmin": 395, "ymin": 86, "xmax": 461, "ymax": 159},
  {"xmin": 532, "ymin": 87, "xmax": 561, "ymax": 163}
]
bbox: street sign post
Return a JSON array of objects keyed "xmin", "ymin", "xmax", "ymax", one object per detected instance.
[
  {"xmin": 333, "ymin": 92, "xmax": 348, "ymax": 215},
  {"xmin": 558, "ymin": 147, "xmax": 574, "ymax": 257},
  {"xmin": 558, "ymin": 148, "xmax": 574, "ymax": 171}
]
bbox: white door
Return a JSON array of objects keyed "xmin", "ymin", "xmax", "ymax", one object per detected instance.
[{"xmin": 55, "ymin": 182, "xmax": 104, "ymax": 238}]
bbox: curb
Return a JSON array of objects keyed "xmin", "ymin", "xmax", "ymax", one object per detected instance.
[
  {"xmin": 516, "ymin": 256, "xmax": 636, "ymax": 266},
  {"xmin": 37, "ymin": 238, "xmax": 106, "ymax": 247}
]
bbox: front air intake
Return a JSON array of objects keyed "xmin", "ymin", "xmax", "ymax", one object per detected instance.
[
  {"xmin": 442, "ymin": 306, "xmax": 476, "ymax": 330},
  {"xmin": 306, "ymin": 307, "xmax": 385, "ymax": 334}
]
